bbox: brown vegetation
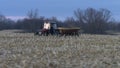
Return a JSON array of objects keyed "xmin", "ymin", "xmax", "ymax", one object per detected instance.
[{"xmin": 0, "ymin": 30, "xmax": 120, "ymax": 68}]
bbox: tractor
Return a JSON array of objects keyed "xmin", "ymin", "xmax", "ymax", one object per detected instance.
[{"xmin": 34, "ymin": 21, "xmax": 80, "ymax": 36}]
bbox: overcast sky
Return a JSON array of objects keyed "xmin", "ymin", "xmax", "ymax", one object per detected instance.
[{"xmin": 0, "ymin": 0, "xmax": 120, "ymax": 21}]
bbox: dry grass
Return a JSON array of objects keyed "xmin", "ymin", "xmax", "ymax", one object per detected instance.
[{"xmin": 0, "ymin": 30, "xmax": 120, "ymax": 68}]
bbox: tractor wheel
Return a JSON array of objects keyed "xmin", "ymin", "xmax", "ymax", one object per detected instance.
[
  {"xmin": 34, "ymin": 32, "xmax": 39, "ymax": 35},
  {"xmin": 34, "ymin": 31, "xmax": 42, "ymax": 36}
]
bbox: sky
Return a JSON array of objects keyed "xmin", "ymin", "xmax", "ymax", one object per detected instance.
[{"xmin": 0, "ymin": 0, "xmax": 120, "ymax": 21}]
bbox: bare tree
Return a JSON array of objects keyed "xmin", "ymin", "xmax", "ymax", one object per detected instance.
[
  {"xmin": 0, "ymin": 14, "xmax": 14, "ymax": 30},
  {"xmin": 74, "ymin": 8, "xmax": 111, "ymax": 34},
  {"xmin": 27, "ymin": 9, "xmax": 39, "ymax": 19},
  {"xmin": 64, "ymin": 17, "xmax": 77, "ymax": 27}
]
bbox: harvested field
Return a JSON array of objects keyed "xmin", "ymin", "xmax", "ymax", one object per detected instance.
[{"xmin": 0, "ymin": 30, "xmax": 120, "ymax": 68}]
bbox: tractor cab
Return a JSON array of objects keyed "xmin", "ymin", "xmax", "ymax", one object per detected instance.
[{"xmin": 43, "ymin": 21, "xmax": 57, "ymax": 30}]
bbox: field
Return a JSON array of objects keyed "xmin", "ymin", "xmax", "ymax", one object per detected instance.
[{"xmin": 0, "ymin": 30, "xmax": 120, "ymax": 68}]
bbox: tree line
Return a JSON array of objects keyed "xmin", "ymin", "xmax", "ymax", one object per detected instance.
[{"xmin": 0, "ymin": 8, "xmax": 120, "ymax": 34}]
